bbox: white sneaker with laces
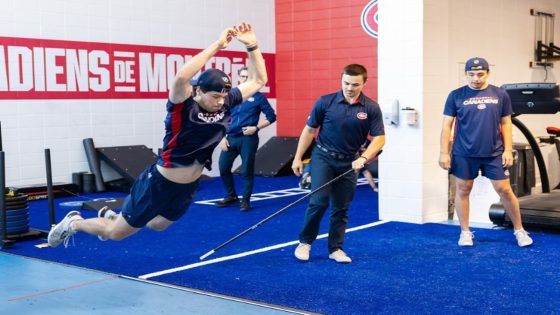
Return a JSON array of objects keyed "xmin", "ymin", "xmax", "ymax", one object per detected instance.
[
  {"xmin": 458, "ymin": 230, "xmax": 474, "ymax": 246},
  {"xmin": 328, "ymin": 249, "xmax": 352, "ymax": 263},
  {"xmin": 47, "ymin": 211, "xmax": 83, "ymax": 248},
  {"xmin": 514, "ymin": 229, "xmax": 533, "ymax": 247},
  {"xmin": 294, "ymin": 243, "xmax": 311, "ymax": 261},
  {"xmin": 97, "ymin": 206, "xmax": 117, "ymax": 241}
]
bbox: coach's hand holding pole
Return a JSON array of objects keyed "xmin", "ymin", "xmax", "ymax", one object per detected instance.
[{"xmin": 352, "ymin": 135, "xmax": 385, "ymax": 172}]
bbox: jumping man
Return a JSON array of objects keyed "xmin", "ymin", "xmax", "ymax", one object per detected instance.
[{"xmin": 48, "ymin": 22, "xmax": 268, "ymax": 247}]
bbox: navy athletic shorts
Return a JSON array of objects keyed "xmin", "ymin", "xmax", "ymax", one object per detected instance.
[
  {"xmin": 121, "ymin": 164, "xmax": 198, "ymax": 228},
  {"xmin": 450, "ymin": 154, "xmax": 509, "ymax": 181}
]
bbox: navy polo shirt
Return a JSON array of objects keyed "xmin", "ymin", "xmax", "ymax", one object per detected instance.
[
  {"xmin": 443, "ymin": 84, "xmax": 512, "ymax": 157},
  {"xmin": 307, "ymin": 91, "xmax": 384, "ymax": 155},
  {"xmin": 158, "ymin": 87, "xmax": 243, "ymax": 168},
  {"xmin": 227, "ymin": 92, "xmax": 276, "ymax": 136}
]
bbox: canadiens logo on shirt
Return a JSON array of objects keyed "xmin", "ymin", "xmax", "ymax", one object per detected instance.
[
  {"xmin": 463, "ymin": 96, "xmax": 498, "ymax": 110},
  {"xmin": 198, "ymin": 112, "xmax": 225, "ymax": 123},
  {"xmin": 357, "ymin": 112, "xmax": 368, "ymax": 119}
]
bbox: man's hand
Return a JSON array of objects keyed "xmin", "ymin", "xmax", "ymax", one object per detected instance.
[
  {"xmin": 292, "ymin": 158, "xmax": 303, "ymax": 177},
  {"xmin": 439, "ymin": 153, "xmax": 451, "ymax": 170},
  {"xmin": 351, "ymin": 156, "xmax": 367, "ymax": 172},
  {"xmin": 502, "ymin": 150, "xmax": 513, "ymax": 167},
  {"xmin": 234, "ymin": 22, "xmax": 257, "ymax": 47},
  {"xmin": 242, "ymin": 126, "xmax": 258, "ymax": 135},
  {"xmin": 220, "ymin": 138, "xmax": 229, "ymax": 152},
  {"xmin": 216, "ymin": 27, "xmax": 236, "ymax": 50}
]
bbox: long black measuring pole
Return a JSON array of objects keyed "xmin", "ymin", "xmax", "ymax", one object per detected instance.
[
  {"xmin": 0, "ymin": 121, "xmax": 4, "ymax": 241},
  {"xmin": 45, "ymin": 149, "xmax": 56, "ymax": 226},
  {"xmin": 200, "ymin": 168, "xmax": 355, "ymax": 260},
  {"xmin": 1, "ymin": 151, "xmax": 7, "ymax": 242}
]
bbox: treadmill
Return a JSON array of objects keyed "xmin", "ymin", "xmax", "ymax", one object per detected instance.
[{"xmin": 489, "ymin": 83, "xmax": 560, "ymax": 228}]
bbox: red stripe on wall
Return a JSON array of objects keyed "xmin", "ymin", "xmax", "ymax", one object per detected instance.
[{"xmin": 0, "ymin": 36, "xmax": 276, "ymax": 99}]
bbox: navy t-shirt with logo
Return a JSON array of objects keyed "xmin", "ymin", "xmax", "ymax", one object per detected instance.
[
  {"xmin": 158, "ymin": 87, "xmax": 243, "ymax": 169},
  {"xmin": 443, "ymin": 84, "xmax": 512, "ymax": 157},
  {"xmin": 307, "ymin": 91, "xmax": 385, "ymax": 155}
]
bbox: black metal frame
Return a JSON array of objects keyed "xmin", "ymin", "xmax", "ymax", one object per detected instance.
[
  {"xmin": 531, "ymin": 9, "xmax": 559, "ymax": 64},
  {"xmin": 511, "ymin": 116, "xmax": 550, "ymax": 193},
  {"xmin": 536, "ymin": 41, "xmax": 560, "ymax": 63}
]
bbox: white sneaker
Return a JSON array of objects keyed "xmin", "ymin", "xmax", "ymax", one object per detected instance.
[
  {"xmin": 97, "ymin": 206, "xmax": 117, "ymax": 241},
  {"xmin": 294, "ymin": 243, "xmax": 311, "ymax": 261},
  {"xmin": 458, "ymin": 230, "xmax": 474, "ymax": 246},
  {"xmin": 328, "ymin": 249, "xmax": 352, "ymax": 263},
  {"xmin": 514, "ymin": 229, "xmax": 533, "ymax": 247},
  {"xmin": 47, "ymin": 211, "xmax": 83, "ymax": 248}
]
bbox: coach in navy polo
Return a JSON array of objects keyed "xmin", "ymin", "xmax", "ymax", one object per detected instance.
[{"xmin": 291, "ymin": 64, "xmax": 385, "ymax": 263}]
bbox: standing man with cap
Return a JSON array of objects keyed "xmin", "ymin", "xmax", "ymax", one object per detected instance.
[
  {"xmin": 439, "ymin": 57, "xmax": 533, "ymax": 247},
  {"xmin": 291, "ymin": 64, "xmax": 385, "ymax": 263},
  {"xmin": 215, "ymin": 66, "xmax": 276, "ymax": 211},
  {"xmin": 47, "ymin": 22, "xmax": 268, "ymax": 247}
]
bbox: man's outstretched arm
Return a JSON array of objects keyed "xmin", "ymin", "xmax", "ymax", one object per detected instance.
[
  {"xmin": 235, "ymin": 22, "xmax": 268, "ymax": 100},
  {"xmin": 169, "ymin": 27, "xmax": 236, "ymax": 104}
]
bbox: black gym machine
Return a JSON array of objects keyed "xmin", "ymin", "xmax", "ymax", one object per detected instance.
[{"xmin": 490, "ymin": 83, "xmax": 560, "ymax": 228}]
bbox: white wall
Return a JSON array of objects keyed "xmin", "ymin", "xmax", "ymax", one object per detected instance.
[
  {"xmin": 378, "ymin": 0, "xmax": 430, "ymax": 223},
  {"xmin": 379, "ymin": 0, "xmax": 560, "ymax": 224},
  {"xmin": 0, "ymin": 0, "xmax": 275, "ymax": 186}
]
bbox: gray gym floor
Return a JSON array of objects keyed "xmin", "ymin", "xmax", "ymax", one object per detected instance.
[{"xmin": 0, "ymin": 252, "xmax": 309, "ymax": 315}]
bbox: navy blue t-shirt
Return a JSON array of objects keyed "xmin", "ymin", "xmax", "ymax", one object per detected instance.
[
  {"xmin": 157, "ymin": 87, "xmax": 243, "ymax": 169},
  {"xmin": 443, "ymin": 84, "xmax": 512, "ymax": 157},
  {"xmin": 228, "ymin": 92, "xmax": 276, "ymax": 136},
  {"xmin": 307, "ymin": 91, "xmax": 385, "ymax": 155}
]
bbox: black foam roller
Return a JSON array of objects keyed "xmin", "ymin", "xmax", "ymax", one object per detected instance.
[
  {"xmin": 82, "ymin": 173, "xmax": 96, "ymax": 194},
  {"xmin": 72, "ymin": 172, "xmax": 84, "ymax": 193},
  {"xmin": 83, "ymin": 138, "xmax": 106, "ymax": 192}
]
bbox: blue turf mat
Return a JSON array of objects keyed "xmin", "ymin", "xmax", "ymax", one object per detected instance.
[
  {"xmin": 4, "ymin": 176, "xmax": 379, "ymax": 276},
  {"xmin": 4, "ymin": 175, "xmax": 560, "ymax": 314},
  {"xmin": 151, "ymin": 221, "xmax": 560, "ymax": 314}
]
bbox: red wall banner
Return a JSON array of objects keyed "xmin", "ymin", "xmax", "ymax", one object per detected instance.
[
  {"xmin": 274, "ymin": 1, "xmax": 378, "ymax": 136},
  {"xmin": 0, "ymin": 36, "xmax": 275, "ymax": 99}
]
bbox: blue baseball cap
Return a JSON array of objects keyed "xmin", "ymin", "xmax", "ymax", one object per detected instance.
[
  {"xmin": 190, "ymin": 69, "xmax": 232, "ymax": 93},
  {"xmin": 465, "ymin": 57, "xmax": 489, "ymax": 71}
]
